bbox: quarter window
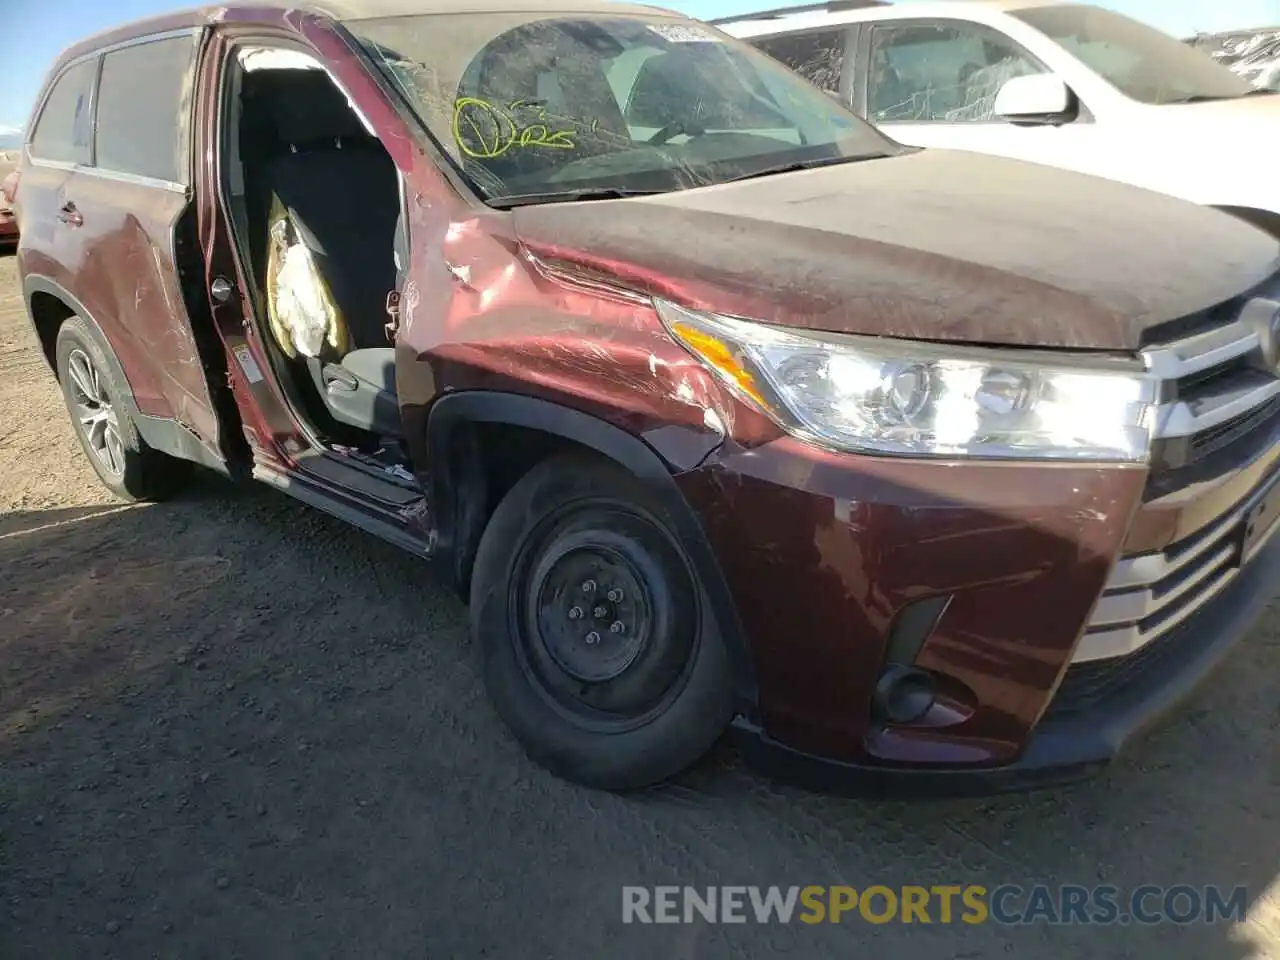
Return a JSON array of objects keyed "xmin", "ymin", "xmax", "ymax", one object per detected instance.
[
  {"xmin": 754, "ymin": 29, "xmax": 847, "ymax": 95},
  {"xmin": 868, "ymin": 22, "xmax": 1046, "ymax": 123},
  {"xmin": 29, "ymin": 59, "xmax": 97, "ymax": 165},
  {"xmin": 95, "ymin": 35, "xmax": 199, "ymax": 183}
]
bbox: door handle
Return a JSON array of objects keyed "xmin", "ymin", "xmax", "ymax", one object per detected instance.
[
  {"xmin": 210, "ymin": 276, "xmax": 235, "ymax": 304},
  {"xmin": 56, "ymin": 202, "xmax": 83, "ymax": 227}
]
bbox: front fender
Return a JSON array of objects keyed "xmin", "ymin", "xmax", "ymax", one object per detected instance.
[{"xmin": 424, "ymin": 389, "xmax": 757, "ymax": 716}]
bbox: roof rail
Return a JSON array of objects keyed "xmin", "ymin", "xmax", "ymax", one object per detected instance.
[{"xmin": 710, "ymin": 0, "xmax": 889, "ymax": 26}]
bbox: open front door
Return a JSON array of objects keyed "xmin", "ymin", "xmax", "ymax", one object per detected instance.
[{"xmin": 191, "ymin": 27, "xmax": 312, "ymax": 470}]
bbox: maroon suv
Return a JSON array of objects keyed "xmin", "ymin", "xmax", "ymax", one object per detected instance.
[{"xmin": 12, "ymin": 0, "xmax": 1280, "ymax": 794}]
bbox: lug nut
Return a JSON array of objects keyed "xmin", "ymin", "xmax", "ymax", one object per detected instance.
[
  {"xmin": 585, "ymin": 632, "xmax": 601, "ymax": 645},
  {"xmin": 609, "ymin": 621, "xmax": 625, "ymax": 634},
  {"xmin": 607, "ymin": 589, "xmax": 623, "ymax": 602},
  {"xmin": 581, "ymin": 579, "xmax": 596, "ymax": 593},
  {"xmin": 568, "ymin": 607, "xmax": 583, "ymax": 620},
  {"xmin": 593, "ymin": 605, "xmax": 608, "ymax": 618}
]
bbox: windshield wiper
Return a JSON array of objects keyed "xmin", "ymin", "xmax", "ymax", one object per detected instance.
[
  {"xmin": 485, "ymin": 188, "xmax": 665, "ymax": 209},
  {"xmin": 717, "ymin": 152, "xmax": 889, "ymax": 185}
]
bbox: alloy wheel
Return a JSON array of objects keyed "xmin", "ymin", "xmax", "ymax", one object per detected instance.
[{"xmin": 67, "ymin": 348, "xmax": 125, "ymax": 477}]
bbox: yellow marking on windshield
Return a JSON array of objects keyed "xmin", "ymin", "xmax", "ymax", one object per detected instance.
[{"xmin": 453, "ymin": 97, "xmax": 578, "ymax": 159}]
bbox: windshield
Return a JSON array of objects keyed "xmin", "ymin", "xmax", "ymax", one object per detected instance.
[
  {"xmin": 1010, "ymin": 4, "xmax": 1261, "ymax": 104},
  {"xmin": 347, "ymin": 13, "xmax": 896, "ymax": 204}
]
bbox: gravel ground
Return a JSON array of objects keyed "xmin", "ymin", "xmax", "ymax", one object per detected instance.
[{"xmin": 0, "ymin": 252, "xmax": 1277, "ymax": 959}]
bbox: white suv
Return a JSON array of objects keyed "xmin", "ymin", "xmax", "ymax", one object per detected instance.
[{"xmin": 718, "ymin": 0, "xmax": 1280, "ymax": 237}]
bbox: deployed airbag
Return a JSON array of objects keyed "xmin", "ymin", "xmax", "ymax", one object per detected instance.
[{"xmin": 265, "ymin": 194, "xmax": 347, "ymax": 359}]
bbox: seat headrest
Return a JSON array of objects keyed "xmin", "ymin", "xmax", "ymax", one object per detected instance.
[{"xmin": 248, "ymin": 70, "xmax": 369, "ymax": 147}]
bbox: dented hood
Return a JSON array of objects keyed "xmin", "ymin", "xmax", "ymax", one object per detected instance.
[{"xmin": 512, "ymin": 149, "xmax": 1280, "ymax": 351}]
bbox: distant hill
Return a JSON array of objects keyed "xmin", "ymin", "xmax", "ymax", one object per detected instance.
[{"xmin": 0, "ymin": 131, "xmax": 22, "ymax": 150}]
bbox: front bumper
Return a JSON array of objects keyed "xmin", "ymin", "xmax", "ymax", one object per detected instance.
[
  {"xmin": 0, "ymin": 214, "xmax": 17, "ymax": 243},
  {"xmin": 731, "ymin": 526, "xmax": 1280, "ymax": 797},
  {"xmin": 680, "ymin": 425, "xmax": 1280, "ymax": 797}
]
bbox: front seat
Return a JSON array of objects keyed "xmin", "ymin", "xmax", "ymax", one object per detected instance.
[{"xmin": 256, "ymin": 69, "xmax": 403, "ymax": 439}]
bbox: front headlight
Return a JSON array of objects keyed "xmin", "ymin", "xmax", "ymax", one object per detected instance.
[{"xmin": 657, "ymin": 299, "xmax": 1156, "ymax": 462}]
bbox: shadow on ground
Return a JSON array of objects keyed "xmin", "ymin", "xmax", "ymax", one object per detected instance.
[{"xmin": 0, "ymin": 474, "xmax": 1275, "ymax": 958}]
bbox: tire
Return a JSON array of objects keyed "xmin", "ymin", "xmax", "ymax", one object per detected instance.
[
  {"xmin": 55, "ymin": 315, "xmax": 193, "ymax": 502},
  {"xmin": 470, "ymin": 452, "xmax": 733, "ymax": 791}
]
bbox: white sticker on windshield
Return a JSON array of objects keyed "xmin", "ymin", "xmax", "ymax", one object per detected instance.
[{"xmin": 647, "ymin": 23, "xmax": 722, "ymax": 43}]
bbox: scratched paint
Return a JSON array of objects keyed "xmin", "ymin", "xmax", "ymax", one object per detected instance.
[{"xmin": 400, "ymin": 279, "xmax": 420, "ymax": 337}]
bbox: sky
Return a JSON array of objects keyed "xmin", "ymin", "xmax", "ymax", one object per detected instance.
[{"xmin": 1, "ymin": 0, "xmax": 1278, "ymax": 132}]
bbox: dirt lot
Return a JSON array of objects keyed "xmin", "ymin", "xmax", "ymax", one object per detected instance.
[{"xmin": 0, "ymin": 252, "xmax": 1278, "ymax": 959}]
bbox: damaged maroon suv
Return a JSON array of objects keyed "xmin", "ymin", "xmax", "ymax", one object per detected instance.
[{"xmin": 13, "ymin": 0, "xmax": 1280, "ymax": 794}]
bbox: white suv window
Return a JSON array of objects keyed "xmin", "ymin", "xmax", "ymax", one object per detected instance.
[
  {"xmin": 868, "ymin": 22, "xmax": 1046, "ymax": 123},
  {"xmin": 753, "ymin": 29, "xmax": 846, "ymax": 95}
]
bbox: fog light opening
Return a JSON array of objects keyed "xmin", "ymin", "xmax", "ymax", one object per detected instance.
[{"xmin": 873, "ymin": 664, "xmax": 938, "ymax": 726}]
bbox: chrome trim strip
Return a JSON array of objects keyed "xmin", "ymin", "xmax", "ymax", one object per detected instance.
[
  {"xmin": 24, "ymin": 158, "xmax": 78, "ymax": 173},
  {"xmin": 1141, "ymin": 319, "xmax": 1257, "ymax": 380},
  {"xmin": 1074, "ymin": 564, "xmax": 1237, "ymax": 662},
  {"xmin": 24, "ymin": 158, "xmax": 187, "ymax": 194},
  {"xmin": 1106, "ymin": 496, "xmax": 1249, "ymax": 590},
  {"xmin": 1154, "ymin": 379, "xmax": 1280, "ymax": 440},
  {"xmin": 89, "ymin": 26, "xmax": 200, "ymax": 58},
  {"xmin": 1088, "ymin": 541, "xmax": 1237, "ymax": 628}
]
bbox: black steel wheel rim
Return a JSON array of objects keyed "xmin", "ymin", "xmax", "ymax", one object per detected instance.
[
  {"xmin": 510, "ymin": 499, "xmax": 699, "ymax": 731},
  {"xmin": 533, "ymin": 542, "xmax": 652, "ymax": 684}
]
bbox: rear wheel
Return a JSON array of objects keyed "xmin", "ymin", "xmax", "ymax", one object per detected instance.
[
  {"xmin": 55, "ymin": 316, "xmax": 193, "ymax": 502},
  {"xmin": 470, "ymin": 453, "xmax": 733, "ymax": 790}
]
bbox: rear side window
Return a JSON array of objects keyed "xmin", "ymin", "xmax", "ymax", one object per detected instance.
[
  {"xmin": 30, "ymin": 59, "xmax": 97, "ymax": 165},
  {"xmin": 867, "ymin": 22, "xmax": 1046, "ymax": 123},
  {"xmin": 753, "ymin": 29, "xmax": 847, "ymax": 95},
  {"xmin": 95, "ymin": 34, "xmax": 199, "ymax": 184}
]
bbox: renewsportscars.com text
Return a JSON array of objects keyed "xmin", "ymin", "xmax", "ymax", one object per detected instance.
[{"xmin": 622, "ymin": 884, "xmax": 1247, "ymax": 926}]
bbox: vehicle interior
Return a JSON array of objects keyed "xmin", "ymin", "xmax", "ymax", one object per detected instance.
[{"xmin": 221, "ymin": 46, "xmax": 413, "ymax": 479}]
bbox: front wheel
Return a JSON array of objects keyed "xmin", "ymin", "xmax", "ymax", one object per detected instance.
[{"xmin": 470, "ymin": 453, "xmax": 733, "ymax": 790}]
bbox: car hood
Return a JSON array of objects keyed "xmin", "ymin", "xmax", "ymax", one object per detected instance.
[{"xmin": 511, "ymin": 149, "xmax": 1280, "ymax": 351}]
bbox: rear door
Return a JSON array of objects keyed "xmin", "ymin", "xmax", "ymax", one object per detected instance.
[{"xmin": 64, "ymin": 29, "xmax": 226, "ymax": 455}]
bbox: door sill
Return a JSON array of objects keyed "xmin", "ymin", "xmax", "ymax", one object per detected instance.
[{"xmin": 253, "ymin": 456, "xmax": 433, "ymax": 558}]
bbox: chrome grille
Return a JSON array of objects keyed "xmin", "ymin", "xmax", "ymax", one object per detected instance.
[
  {"xmin": 1050, "ymin": 475, "xmax": 1280, "ymax": 716},
  {"xmin": 1047, "ymin": 282, "xmax": 1280, "ymax": 713},
  {"xmin": 1144, "ymin": 285, "xmax": 1280, "ymax": 469},
  {"xmin": 1068, "ymin": 281, "xmax": 1280, "ymax": 666}
]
